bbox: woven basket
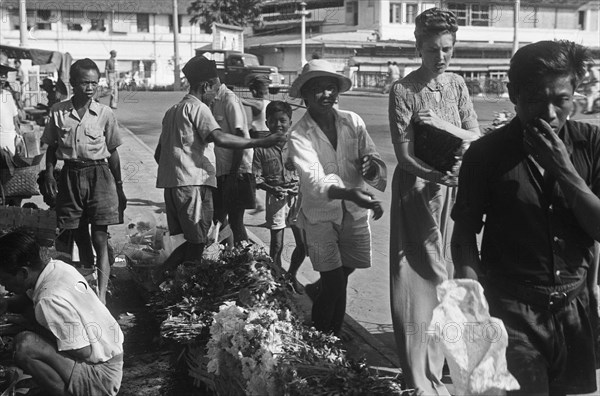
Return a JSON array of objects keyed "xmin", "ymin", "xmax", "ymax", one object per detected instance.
[{"xmin": 0, "ymin": 164, "xmax": 41, "ymax": 197}]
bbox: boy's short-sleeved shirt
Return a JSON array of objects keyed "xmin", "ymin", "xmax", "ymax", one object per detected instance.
[
  {"xmin": 253, "ymin": 143, "xmax": 298, "ymax": 187},
  {"xmin": 157, "ymin": 94, "xmax": 220, "ymax": 188},
  {"xmin": 41, "ymin": 99, "xmax": 122, "ymax": 160},
  {"xmin": 27, "ymin": 259, "xmax": 124, "ymax": 363}
]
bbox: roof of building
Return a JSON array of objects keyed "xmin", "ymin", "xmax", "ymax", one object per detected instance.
[{"xmin": 2, "ymin": 0, "xmax": 195, "ymax": 15}]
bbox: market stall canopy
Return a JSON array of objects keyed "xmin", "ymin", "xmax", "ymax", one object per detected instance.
[{"xmin": 0, "ymin": 44, "xmax": 72, "ymax": 81}]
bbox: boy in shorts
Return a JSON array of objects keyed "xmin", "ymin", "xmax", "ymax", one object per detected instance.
[
  {"xmin": 42, "ymin": 58, "xmax": 126, "ymax": 304},
  {"xmin": 253, "ymin": 101, "xmax": 306, "ymax": 292}
]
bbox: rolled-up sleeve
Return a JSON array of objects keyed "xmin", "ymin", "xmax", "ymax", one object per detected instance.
[
  {"xmin": 389, "ymin": 84, "xmax": 413, "ymax": 144},
  {"xmin": 289, "ymin": 131, "xmax": 344, "ymax": 202},
  {"xmin": 104, "ymin": 110, "xmax": 122, "ymax": 151}
]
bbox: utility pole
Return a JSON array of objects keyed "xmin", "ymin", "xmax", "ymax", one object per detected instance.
[
  {"xmin": 172, "ymin": 0, "xmax": 181, "ymax": 91},
  {"xmin": 300, "ymin": 2, "xmax": 307, "ymax": 67},
  {"xmin": 512, "ymin": 0, "xmax": 520, "ymax": 55},
  {"xmin": 19, "ymin": 0, "xmax": 28, "ymax": 47}
]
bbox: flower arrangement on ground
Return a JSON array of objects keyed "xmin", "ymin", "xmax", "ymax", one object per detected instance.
[{"xmin": 147, "ymin": 243, "xmax": 407, "ymax": 395}]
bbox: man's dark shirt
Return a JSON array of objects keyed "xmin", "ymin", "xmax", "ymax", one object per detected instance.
[{"xmin": 451, "ymin": 118, "xmax": 600, "ymax": 285}]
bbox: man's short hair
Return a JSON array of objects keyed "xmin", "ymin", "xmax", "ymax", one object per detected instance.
[
  {"xmin": 508, "ymin": 40, "xmax": 592, "ymax": 93},
  {"xmin": 0, "ymin": 230, "xmax": 44, "ymax": 275},
  {"xmin": 189, "ymin": 77, "xmax": 219, "ymax": 92},
  {"xmin": 247, "ymin": 74, "xmax": 270, "ymax": 91},
  {"xmin": 266, "ymin": 100, "xmax": 292, "ymax": 121},
  {"xmin": 70, "ymin": 58, "xmax": 100, "ymax": 82}
]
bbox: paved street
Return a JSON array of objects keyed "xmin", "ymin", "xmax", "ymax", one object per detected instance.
[{"xmin": 100, "ymin": 89, "xmax": 600, "ymax": 365}]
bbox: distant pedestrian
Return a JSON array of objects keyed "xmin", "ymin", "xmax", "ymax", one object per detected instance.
[
  {"xmin": 105, "ymin": 50, "xmax": 118, "ymax": 109},
  {"xmin": 0, "ymin": 63, "xmax": 21, "ymax": 156},
  {"xmin": 388, "ymin": 8, "xmax": 480, "ymax": 395},
  {"xmin": 391, "ymin": 61, "xmax": 401, "ymax": 82},
  {"xmin": 211, "ymin": 68, "xmax": 257, "ymax": 244},
  {"xmin": 253, "ymin": 101, "xmax": 305, "ymax": 292},
  {"xmin": 288, "ymin": 59, "xmax": 386, "ymax": 336},
  {"xmin": 382, "ymin": 61, "xmax": 394, "ymax": 94},
  {"xmin": 13, "ymin": 59, "xmax": 25, "ymax": 106},
  {"xmin": 243, "ymin": 74, "xmax": 271, "ymax": 139},
  {"xmin": 582, "ymin": 62, "xmax": 599, "ymax": 114},
  {"xmin": 242, "ymin": 73, "xmax": 272, "ymax": 213},
  {"xmin": 42, "ymin": 58, "xmax": 127, "ymax": 304},
  {"xmin": 155, "ymin": 56, "xmax": 285, "ymax": 265}
]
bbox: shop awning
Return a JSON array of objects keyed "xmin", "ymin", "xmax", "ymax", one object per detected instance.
[{"xmin": 1, "ymin": 44, "xmax": 72, "ymax": 84}]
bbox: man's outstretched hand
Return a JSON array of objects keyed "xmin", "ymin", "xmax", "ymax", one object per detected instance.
[{"xmin": 344, "ymin": 188, "xmax": 384, "ymax": 220}]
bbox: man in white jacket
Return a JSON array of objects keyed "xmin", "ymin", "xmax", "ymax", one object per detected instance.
[{"xmin": 288, "ymin": 59, "xmax": 386, "ymax": 336}]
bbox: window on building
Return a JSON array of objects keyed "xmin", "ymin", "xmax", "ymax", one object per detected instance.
[
  {"xmin": 36, "ymin": 9, "xmax": 53, "ymax": 30},
  {"xmin": 578, "ymin": 11, "xmax": 585, "ymax": 30},
  {"xmin": 470, "ymin": 4, "xmax": 489, "ymax": 26},
  {"xmin": 12, "ymin": 10, "xmax": 34, "ymax": 30},
  {"xmin": 447, "ymin": 3, "xmax": 467, "ymax": 26},
  {"xmin": 390, "ymin": 3, "xmax": 402, "ymax": 24},
  {"xmin": 88, "ymin": 12, "xmax": 106, "ymax": 31},
  {"xmin": 90, "ymin": 18, "xmax": 105, "ymax": 31},
  {"xmin": 64, "ymin": 10, "xmax": 84, "ymax": 31},
  {"xmin": 137, "ymin": 13, "xmax": 149, "ymax": 33},
  {"xmin": 405, "ymin": 3, "xmax": 419, "ymax": 24},
  {"xmin": 346, "ymin": 1, "xmax": 358, "ymax": 25},
  {"xmin": 169, "ymin": 15, "xmax": 182, "ymax": 33}
]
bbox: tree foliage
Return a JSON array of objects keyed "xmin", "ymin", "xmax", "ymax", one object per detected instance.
[{"xmin": 187, "ymin": 0, "xmax": 263, "ymax": 33}]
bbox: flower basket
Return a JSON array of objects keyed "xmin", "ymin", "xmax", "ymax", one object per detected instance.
[
  {"xmin": 0, "ymin": 206, "xmax": 56, "ymax": 246},
  {"xmin": 186, "ymin": 345, "xmax": 246, "ymax": 395},
  {"xmin": 0, "ymin": 164, "xmax": 41, "ymax": 198}
]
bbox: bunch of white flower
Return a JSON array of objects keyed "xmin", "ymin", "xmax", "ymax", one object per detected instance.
[{"xmin": 207, "ymin": 301, "xmax": 295, "ymax": 396}]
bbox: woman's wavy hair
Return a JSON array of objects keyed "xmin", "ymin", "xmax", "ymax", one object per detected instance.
[
  {"xmin": 508, "ymin": 40, "xmax": 592, "ymax": 94},
  {"xmin": 414, "ymin": 8, "xmax": 459, "ymax": 48}
]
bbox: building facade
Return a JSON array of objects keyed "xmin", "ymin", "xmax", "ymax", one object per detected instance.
[
  {"xmin": 249, "ymin": 0, "xmax": 600, "ymax": 90},
  {"xmin": 0, "ymin": 0, "xmax": 211, "ymax": 87}
]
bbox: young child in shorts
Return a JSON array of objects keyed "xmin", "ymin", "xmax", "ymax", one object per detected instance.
[{"xmin": 253, "ymin": 101, "xmax": 305, "ymax": 292}]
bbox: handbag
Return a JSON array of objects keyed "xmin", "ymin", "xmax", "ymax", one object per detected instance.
[{"xmin": 412, "ymin": 122, "xmax": 463, "ymax": 174}]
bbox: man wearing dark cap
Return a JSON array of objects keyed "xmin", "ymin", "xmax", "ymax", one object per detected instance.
[{"xmin": 155, "ymin": 56, "xmax": 285, "ymax": 263}]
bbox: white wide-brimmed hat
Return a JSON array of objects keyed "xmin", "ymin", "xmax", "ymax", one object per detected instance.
[{"xmin": 289, "ymin": 59, "xmax": 352, "ymax": 98}]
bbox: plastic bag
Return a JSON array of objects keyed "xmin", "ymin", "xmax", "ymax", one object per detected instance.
[{"xmin": 429, "ymin": 279, "xmax": 520, "ymax": 395}]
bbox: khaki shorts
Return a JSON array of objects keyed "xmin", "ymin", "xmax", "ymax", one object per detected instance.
[
  {"xmin": 67, "ymin": 353, "xmax": 123, "ymax": 396},
  {"xmin": 164, "ymin": 186, "xmax": 214, "ymax": 244},
  {"xmin": 56, "ymin": 162, "xmax": 120, "ymax": 229},
  {"xmin": 298, "ymin": 209, "xmax": 372, "ymax": 272},
  {"xmin": 265, "ymin": 193, "xmax": 300, "ymax": 230}
]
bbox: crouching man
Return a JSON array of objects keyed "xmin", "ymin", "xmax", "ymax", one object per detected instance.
[{"xmin": 0, "ymin": 230, "xmax": 124, "ymax": 396}]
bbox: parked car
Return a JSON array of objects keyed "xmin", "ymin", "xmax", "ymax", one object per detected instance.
[{"xmin": 196, "ymin": 50, "xmax": 287, "ymax": 93}]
